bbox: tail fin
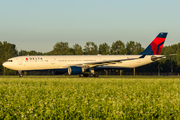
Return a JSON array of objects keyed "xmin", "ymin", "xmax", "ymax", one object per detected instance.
[{"xmin": 139, "ymin": 32, "xmax": 168, "ymax": 55}]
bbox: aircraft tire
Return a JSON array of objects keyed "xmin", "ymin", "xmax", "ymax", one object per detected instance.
[
  {"xmin": 89, "ymin": 73, "xmax": 94, "ymax": 77},
  {"xmin": 94, "ymin": 74, "xmax": 99, "ymax": 77},
  {"xmin": 79, "ymin": 74, "xmax": 84, "ymax": 77},
  {"xmin": 83, "ymin": 74, "xmax": 89, "ymax": 77}
]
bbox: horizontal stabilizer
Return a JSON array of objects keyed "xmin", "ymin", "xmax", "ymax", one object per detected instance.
[{"xmin": 151, "ymin": 54, "xmax": 177, "ymax": 61}]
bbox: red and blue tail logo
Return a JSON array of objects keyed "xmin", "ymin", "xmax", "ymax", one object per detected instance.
[{"xmin": 139, "ymin": 32, "xmax": 168, "ymax": 55}]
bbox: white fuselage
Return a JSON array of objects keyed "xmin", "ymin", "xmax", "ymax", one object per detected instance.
[{"xmin": 2, "ymin": 55, "xmax": 162, "ymax": 71}]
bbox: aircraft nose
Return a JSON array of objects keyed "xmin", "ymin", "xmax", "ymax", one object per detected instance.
[{"xmin": 2, "ymin": 62, "xmax": 7, "ymax": 67}]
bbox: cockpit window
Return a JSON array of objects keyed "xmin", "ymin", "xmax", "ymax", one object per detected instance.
[{"xmin": 7, "ymin": 60, "xmax": 13, "ymax": 62}]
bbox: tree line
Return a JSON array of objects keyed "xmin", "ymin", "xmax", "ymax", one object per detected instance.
[{"xmin": 0, "ymin": 40, "xmax": 180, "ymax": 75}]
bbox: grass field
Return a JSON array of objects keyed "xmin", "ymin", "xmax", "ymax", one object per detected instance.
[{"xmin": 0, "ymin": 76, "xmax": 180, "ymax": 119}]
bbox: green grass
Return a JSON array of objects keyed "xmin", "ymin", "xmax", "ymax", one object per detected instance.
[{"xmin": 0, "ymin": 77, "xmax": 180, "ymax": 119}]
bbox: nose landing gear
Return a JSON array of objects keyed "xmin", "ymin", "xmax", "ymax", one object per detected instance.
[{"xmin": 18, "ymin": 71, "xmax": 23, "ymax": 77}]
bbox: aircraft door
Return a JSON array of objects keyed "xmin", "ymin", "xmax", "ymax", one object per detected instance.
[
  {"xmin": 51, "ymin": 58, "xmax": 56, "ymax": 65},
  {"xmin": 18, "ymin": 59, "xmax": 23, "ymax": 65}
]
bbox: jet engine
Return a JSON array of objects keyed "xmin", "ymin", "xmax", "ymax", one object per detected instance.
[{"xmin": 68, "ymin": 66, "xmax": 84, "ymax": 75}]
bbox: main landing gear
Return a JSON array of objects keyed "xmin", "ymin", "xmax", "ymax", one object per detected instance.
[
  {"xmin": 79, "ymin": 68, "xmax": 99, "ymax": 77},
  {"xmin": 79, "ymin": 73, "xmax": 99, "ymax": 77}
]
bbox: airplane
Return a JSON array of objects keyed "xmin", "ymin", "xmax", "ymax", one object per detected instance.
[{"xmin": 3, "ymin": 32, "xmax": 170, "ymax": 77}]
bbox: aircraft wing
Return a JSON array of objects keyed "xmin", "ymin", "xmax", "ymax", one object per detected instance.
[{"xmin": 62, "ymin": 55, "xmax": 146, "ymax": 69}]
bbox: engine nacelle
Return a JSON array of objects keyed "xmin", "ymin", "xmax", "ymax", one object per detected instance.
[{"xmin": 68, "ymin": 66, "xmax": 84, "ymax": 75}]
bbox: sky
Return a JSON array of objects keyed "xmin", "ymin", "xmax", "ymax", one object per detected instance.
[{"xmin": 0, "ymin": 0, "xmax": 180, "ymax": 53}]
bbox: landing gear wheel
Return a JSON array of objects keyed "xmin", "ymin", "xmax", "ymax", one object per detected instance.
[
  {"xmin": 89, "ymin": 73, "xmax": 94, "ymax": 77},
  {"xmin": 83, "ymin": 74, "xmax": 89, "ymax": 77},
  {"xmin": 79, "ymin": 74, "xmax": 84, "ymax": 77},
  {"xmin": 93, "ymin": 74, "xmax": 99, "ymax": 77}
]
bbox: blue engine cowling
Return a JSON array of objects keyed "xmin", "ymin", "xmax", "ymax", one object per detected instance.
[{"xmin": 68, "ymin": 66, "xmax": 84, "ymax": 75}]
